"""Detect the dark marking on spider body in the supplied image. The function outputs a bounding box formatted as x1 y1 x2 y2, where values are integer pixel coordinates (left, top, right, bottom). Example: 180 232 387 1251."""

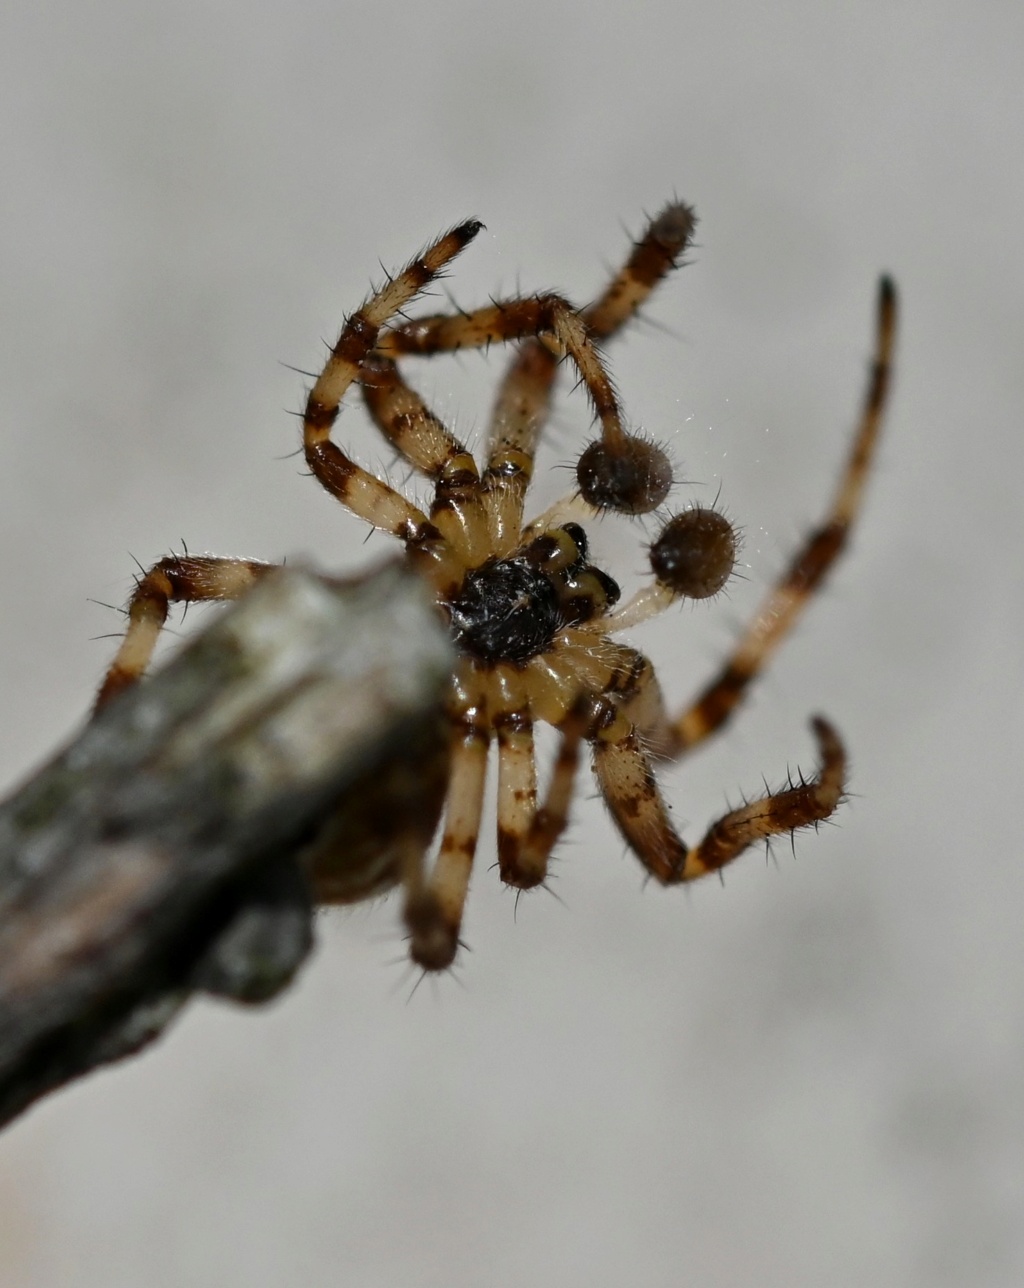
97 202 897 972
447 526 620 664
449 556 564 664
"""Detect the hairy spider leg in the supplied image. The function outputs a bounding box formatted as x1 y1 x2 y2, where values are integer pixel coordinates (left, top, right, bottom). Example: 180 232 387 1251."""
365 293 630 574
377 293 627 448
412 609 648 965
302 220 483 586
575 637 844 878
492 201 698 539
357 353 492 568
359 353 476 479
412 705 589 971
359 202 696 562
491 678 590 892
407 706 490 970
485 200 697 465
593 706 845 883
667 276 897 757
576 276 894 767
96 555 278 708
496 709 586 890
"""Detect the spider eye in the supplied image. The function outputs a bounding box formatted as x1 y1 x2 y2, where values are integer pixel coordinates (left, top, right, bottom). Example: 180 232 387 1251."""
576 436 673 515
649 508 737 599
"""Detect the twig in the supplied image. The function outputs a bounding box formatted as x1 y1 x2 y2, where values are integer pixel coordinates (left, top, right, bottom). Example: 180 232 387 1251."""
0 561 452 1129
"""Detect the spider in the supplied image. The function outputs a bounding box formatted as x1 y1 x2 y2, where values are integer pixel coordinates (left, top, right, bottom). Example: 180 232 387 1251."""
95 201 896 972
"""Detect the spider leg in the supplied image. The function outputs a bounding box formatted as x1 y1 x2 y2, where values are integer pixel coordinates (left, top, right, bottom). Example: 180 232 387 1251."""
377 292 628 449
303 220 482 544
381 288 681 519
379 292 635 544
670 276 897 758
359 353 475 480
485 201 698 543
358 353 492 565
405 717 490 971
592 702 846 884
486 200 697 469
581 200 697 339
96 555 278 708
495 705 586 890
482 340 561 557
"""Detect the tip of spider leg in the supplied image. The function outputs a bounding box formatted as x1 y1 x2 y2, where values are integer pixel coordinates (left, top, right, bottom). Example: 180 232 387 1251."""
451 218 485 247
648 201 699 253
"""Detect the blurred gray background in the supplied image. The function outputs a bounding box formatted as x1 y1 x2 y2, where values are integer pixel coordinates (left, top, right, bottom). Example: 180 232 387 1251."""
1 2 1022 1285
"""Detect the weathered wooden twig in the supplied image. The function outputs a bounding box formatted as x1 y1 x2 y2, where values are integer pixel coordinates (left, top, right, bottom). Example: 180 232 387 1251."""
0 561 452 1129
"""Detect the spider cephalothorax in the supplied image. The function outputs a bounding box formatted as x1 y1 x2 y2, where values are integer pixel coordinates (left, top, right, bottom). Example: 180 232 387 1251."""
445 524 620 664
97 201 896 971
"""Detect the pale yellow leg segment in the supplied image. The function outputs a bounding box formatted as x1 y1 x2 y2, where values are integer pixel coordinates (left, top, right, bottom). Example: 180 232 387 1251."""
406 726 490 971
359 353 476 478
305 221 482 445
483 343 556 553
494 709 586 890
486 341 559 468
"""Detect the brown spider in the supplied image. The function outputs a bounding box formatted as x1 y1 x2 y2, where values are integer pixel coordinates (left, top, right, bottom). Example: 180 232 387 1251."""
96 201 896 971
